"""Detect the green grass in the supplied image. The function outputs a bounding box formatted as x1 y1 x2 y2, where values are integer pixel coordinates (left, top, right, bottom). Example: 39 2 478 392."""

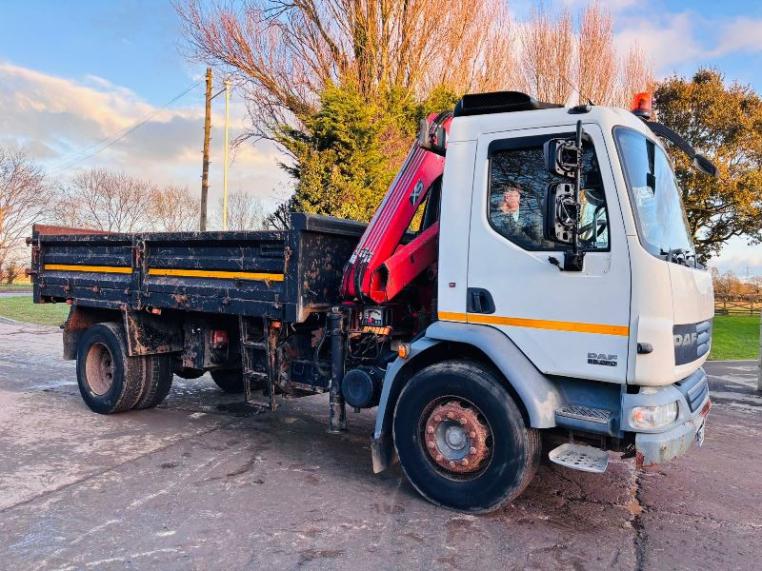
709 315 760 361
0 296 69 326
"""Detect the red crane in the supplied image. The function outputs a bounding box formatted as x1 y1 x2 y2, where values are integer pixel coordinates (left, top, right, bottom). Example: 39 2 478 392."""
341 112 452 303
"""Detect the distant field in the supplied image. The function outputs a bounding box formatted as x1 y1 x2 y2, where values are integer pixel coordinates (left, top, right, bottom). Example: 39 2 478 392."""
0 297 68 326
710 315 760 361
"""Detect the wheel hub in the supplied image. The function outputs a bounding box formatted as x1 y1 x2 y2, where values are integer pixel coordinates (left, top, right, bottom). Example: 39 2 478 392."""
423 400 490 474
85 342 115 396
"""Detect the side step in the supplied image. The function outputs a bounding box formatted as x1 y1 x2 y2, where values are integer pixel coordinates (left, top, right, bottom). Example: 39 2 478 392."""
555 405 615 435
548 443 609 473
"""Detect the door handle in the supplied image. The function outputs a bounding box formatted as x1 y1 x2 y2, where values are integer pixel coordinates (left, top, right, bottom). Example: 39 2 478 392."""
467 288 495 314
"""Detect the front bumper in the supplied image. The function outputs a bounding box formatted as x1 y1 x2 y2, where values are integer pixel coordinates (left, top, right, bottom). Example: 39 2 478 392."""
635 399 711 465
623 367 712 466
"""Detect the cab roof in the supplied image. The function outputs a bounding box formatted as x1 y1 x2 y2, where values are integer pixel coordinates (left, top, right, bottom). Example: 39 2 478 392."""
453 91 562 117
448 99 657 146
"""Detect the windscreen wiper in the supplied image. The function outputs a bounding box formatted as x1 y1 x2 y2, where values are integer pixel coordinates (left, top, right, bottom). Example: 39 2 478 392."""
660 248 690 266
645 122 718 178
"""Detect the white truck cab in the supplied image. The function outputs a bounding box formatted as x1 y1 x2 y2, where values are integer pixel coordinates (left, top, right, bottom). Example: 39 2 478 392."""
439 104 714 385
373 94 713 509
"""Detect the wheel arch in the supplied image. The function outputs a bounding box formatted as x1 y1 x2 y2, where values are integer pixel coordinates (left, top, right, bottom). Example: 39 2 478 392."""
370 321 561 473
62 305 123 360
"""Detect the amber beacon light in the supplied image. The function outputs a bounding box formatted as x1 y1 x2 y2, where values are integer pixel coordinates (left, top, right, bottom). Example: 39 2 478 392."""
630 91 653 119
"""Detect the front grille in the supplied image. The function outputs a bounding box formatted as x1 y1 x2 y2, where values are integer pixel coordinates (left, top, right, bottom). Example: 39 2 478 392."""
674 319 713 365
675 369 709 413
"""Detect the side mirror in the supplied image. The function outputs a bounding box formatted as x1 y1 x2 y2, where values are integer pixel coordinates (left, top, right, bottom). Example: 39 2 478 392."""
693 154 718 178
417 118 447 156
544 138 580 178
544 182 577 244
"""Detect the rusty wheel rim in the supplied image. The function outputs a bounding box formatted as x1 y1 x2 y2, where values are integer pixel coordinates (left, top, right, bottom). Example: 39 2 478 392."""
85 342 115 396
421 399 492 476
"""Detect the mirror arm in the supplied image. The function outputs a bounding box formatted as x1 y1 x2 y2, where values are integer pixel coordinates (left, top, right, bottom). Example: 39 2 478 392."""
564 120 585 272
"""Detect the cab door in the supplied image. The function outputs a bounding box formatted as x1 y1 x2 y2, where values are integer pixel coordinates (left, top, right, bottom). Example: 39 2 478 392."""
464 124 631 383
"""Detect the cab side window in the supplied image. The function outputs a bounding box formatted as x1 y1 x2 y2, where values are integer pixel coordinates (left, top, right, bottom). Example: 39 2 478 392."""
488 138 609 251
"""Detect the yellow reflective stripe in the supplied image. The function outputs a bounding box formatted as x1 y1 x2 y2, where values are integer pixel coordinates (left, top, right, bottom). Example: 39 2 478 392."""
438 311 469 322
44 264 132 274
438 311 629 337
147 268 284 282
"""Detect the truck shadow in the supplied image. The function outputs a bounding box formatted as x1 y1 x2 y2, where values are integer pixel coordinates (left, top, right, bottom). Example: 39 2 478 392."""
160 374 637 527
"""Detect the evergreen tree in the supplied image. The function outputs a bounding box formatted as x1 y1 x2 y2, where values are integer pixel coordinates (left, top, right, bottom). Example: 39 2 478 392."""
275 83 458 222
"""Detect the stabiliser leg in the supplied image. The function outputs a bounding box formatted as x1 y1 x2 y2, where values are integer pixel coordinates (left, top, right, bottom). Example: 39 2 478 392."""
328 307 347 433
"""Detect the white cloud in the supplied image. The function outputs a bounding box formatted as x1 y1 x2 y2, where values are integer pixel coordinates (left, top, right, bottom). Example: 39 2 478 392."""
614 12 705 71
0 61 290 215
708 237 762 277
710 17 762 57
614 11 762 76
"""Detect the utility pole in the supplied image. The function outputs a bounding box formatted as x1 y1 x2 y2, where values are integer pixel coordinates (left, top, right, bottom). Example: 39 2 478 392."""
222 79 231 231
200 67 213 232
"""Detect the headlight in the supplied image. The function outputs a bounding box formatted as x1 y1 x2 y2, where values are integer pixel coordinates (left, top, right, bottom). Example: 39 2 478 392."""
629 402 678 430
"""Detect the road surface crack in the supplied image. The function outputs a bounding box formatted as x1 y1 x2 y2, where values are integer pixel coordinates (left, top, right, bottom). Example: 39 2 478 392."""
631 469 647 571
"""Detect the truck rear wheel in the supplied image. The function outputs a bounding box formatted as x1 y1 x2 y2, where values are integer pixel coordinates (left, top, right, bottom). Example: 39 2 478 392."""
211 369 244 394
134 354 173 409
76 322 144 414
393 360 540 513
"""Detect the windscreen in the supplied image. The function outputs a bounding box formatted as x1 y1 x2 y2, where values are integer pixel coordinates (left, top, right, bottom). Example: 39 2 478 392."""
615 127 695 260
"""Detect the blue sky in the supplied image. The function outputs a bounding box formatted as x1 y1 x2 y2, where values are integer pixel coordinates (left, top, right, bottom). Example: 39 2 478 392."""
1 0 760 274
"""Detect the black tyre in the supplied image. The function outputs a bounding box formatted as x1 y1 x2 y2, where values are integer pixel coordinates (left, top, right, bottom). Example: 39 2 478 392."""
76 322 144 414
134 354 173 409
211 369 244 394
393 360 540 513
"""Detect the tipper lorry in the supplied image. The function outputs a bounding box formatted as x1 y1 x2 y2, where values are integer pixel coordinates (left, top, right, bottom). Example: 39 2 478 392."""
30 91 716 512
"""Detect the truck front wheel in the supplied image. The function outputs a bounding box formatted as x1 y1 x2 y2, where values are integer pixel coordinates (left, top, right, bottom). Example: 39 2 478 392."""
393 360 540 513
76 323 144 414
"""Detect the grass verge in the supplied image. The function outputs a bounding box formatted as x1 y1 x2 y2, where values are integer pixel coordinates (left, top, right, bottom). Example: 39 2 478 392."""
0 296 69 326
709 315 760 361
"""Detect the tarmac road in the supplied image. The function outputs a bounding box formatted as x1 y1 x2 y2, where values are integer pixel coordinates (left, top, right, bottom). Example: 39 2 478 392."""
0 319 760 570
0 291 32 298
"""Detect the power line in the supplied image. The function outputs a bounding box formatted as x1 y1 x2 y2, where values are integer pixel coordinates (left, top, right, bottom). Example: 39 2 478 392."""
48 79 203 175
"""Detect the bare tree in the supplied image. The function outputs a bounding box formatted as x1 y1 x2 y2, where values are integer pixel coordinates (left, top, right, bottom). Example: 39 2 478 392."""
264 200 292 230
518 3 653 106
55 169 153 233
577 2 616 105
519 6 575 104
221 191 265 231
149 185 200 232
178 0 517 141
0 147 49 279
56 170 204 233
617 43 654 107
